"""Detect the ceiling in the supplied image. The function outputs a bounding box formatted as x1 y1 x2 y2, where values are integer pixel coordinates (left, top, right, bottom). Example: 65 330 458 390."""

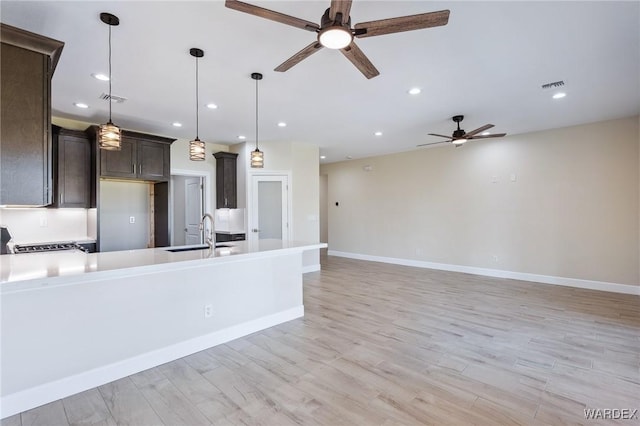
1 1 638 164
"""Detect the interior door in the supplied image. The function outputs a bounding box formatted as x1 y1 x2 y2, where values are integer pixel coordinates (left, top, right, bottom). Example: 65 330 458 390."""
250 175 289 243
184 177 203 245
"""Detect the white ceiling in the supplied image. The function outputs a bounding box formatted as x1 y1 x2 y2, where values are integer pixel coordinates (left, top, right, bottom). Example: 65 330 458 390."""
1 1 638 163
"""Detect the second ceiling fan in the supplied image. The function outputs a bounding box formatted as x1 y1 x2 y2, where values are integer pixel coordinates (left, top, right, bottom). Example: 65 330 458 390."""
225 0 450 79
418 115 507 148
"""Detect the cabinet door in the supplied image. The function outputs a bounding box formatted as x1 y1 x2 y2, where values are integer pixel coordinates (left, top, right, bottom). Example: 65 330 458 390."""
214 152 238 208
56 132 90 207
0 43 51 205
138 140 169 181
100 137 136 178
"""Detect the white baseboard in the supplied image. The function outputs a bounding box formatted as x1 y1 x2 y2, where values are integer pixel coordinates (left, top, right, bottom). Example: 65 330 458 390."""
0 306 304 419
302 264 321 273
328 250 639 296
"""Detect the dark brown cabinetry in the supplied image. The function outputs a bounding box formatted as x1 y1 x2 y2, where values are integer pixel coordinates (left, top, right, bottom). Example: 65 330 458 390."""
213 152 238 208
96 130 173 181
0 24 64 205
52 127 93 208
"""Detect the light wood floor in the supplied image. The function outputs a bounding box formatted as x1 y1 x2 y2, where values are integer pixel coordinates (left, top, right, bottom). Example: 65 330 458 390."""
3 256 639 425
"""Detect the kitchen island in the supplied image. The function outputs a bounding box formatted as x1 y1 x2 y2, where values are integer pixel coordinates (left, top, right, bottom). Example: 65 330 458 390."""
0 240 326 418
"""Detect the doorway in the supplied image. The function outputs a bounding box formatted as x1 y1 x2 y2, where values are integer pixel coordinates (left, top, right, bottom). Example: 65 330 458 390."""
171 170 210 246
248 173 290 243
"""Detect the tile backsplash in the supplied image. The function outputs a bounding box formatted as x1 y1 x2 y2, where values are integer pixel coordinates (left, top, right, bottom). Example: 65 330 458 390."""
0 208 95 243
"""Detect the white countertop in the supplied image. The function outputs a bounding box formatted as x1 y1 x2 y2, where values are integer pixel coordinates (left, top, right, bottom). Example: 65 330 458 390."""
0 239 326 293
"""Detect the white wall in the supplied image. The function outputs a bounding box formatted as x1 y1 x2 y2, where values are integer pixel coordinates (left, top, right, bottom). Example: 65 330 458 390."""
321 116 639 287
0 208 90 244
1 251 304 417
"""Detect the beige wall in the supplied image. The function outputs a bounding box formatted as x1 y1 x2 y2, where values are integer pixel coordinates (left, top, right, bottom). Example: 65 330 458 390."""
235 140 321 267
321 116 639 286
170 138 230 214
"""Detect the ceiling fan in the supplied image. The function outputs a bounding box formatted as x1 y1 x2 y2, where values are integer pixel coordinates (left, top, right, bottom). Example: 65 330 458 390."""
225 0 450 79
418 115 507 148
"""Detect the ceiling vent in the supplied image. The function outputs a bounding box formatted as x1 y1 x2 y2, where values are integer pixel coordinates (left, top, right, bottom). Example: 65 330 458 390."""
541 80 565 90
99 93 127 103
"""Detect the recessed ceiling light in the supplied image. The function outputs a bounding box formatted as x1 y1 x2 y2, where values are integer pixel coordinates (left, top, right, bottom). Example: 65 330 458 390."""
74 102 89 109
278 122 287 127
172 122 182 127
375 131 382 136
237 135 246 140
206 103 218 109
92 73 109 81
408 87 421 95
552 92 566 99
320 155 326 159
346 155 353 159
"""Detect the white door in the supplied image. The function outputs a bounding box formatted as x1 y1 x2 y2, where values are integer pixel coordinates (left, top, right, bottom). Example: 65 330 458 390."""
249 174 289 243
184 177 203 245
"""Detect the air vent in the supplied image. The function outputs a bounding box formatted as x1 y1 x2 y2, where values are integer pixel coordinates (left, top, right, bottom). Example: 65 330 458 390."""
541 80 565 90
99 93 127 103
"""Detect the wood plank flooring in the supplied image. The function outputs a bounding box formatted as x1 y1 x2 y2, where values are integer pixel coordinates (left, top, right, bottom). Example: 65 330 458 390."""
3 255 639 425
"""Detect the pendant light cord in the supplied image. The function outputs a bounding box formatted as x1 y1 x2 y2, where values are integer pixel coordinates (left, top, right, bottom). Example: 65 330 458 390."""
255 77 259 150
195 56 199 139
108 24 113 122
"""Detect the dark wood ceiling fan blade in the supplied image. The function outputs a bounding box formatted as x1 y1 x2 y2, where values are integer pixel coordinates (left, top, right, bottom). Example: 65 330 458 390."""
427 133 454 139
417 141 448 147
274 41 324 72
225 0 320 32
354 9 449 38
340 42 379 79
464 124 494 138
329 0 353 24
469 133 507 139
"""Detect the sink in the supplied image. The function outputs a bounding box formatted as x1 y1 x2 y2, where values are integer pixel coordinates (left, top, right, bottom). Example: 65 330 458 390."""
165 244 230 253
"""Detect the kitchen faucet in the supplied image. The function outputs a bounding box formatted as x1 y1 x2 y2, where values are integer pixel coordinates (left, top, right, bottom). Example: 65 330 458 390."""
199 213 215 250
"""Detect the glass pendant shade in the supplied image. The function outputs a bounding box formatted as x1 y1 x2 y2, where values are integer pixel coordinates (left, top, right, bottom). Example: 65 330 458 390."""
189 48 205 161
99 13 120 151
189 137 206 161
251 148 264 168
98 121 121 150
250 72 264 169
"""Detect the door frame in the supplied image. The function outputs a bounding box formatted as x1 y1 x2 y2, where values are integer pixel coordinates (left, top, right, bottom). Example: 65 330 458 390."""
170 169 212 246
247 170 292 243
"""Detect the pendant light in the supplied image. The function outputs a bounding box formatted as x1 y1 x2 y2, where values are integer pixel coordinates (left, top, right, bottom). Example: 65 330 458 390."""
189 48 206 161
250 72 264 168
98 12 121 151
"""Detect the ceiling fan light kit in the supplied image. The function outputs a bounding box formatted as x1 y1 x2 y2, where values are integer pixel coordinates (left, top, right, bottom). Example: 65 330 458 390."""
225 0 449 79
98 12 121 151
318 26 352 49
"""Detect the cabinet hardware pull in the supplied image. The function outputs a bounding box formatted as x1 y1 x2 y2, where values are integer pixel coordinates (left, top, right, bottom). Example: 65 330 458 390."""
139 164 142 175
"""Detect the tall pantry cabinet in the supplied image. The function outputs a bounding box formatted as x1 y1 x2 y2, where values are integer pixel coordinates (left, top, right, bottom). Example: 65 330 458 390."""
0 24 64 206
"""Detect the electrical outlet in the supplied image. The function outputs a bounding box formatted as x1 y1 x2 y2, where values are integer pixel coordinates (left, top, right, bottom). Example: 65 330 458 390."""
129 216 135 224
204 304 213 318
492 255 499 262
39 216 48 227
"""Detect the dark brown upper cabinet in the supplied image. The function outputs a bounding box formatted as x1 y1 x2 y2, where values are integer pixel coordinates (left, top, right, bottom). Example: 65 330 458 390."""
91 128 174 182
213 152 238 208
52 126 94 208
0 24 64 206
